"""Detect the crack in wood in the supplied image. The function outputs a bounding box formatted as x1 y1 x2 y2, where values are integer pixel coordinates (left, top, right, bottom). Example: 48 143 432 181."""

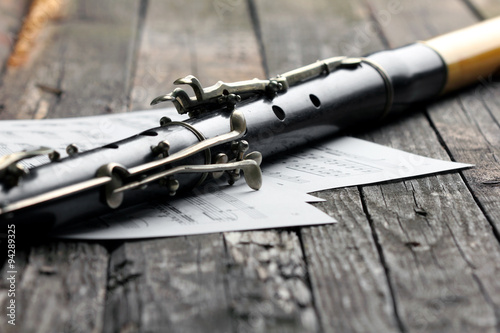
126 0 149 111
246 0 269 77
423 104 500 247
361 0 392 49
2 1 500 332
471 272 500 329
461 0 487 19
456 96 500 150
224 231 319 332
359 186 408 333
297 228 324 332
482 180 500 186
426 100 500 247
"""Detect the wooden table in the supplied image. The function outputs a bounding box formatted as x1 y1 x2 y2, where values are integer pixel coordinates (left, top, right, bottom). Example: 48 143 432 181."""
1 0 500 332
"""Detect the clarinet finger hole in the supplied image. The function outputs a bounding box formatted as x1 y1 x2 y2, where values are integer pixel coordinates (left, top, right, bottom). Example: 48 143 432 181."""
272 105 286 121
103 143 119 149
140 130 158 136
309 94 321 108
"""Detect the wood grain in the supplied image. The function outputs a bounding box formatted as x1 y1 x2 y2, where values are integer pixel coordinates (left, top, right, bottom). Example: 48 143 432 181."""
466 0 500 18
306 189 402 333
224 231 319 332
360 112 500 332
104 235 232 333
258 0 500 331
254 0 403 331
0 240 108 333
361 0 500 331
0 0 143 331
0 0 143 120
0 0 29 73
104 1 240 331
131 0 265 111
0 1 499 332
107 0 318 331
254 0 383 77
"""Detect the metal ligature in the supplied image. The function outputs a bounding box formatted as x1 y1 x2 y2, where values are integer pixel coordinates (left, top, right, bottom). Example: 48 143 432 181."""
1 16 500 228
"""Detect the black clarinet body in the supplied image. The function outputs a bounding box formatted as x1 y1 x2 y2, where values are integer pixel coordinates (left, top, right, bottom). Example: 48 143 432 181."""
0 43 447 228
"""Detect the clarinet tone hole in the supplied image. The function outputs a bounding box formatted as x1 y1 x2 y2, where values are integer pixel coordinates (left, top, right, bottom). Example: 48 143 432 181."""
272 105 286 121
309 94 321 108
140 130 158 136
103 143 119 149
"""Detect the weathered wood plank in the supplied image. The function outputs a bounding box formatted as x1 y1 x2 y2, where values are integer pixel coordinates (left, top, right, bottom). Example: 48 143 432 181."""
464 0 500 229
224 231 318 332
359 0 500 331
0 0 143 120
129 0 191 111
0 0 28 74
0 0 145 331
131 0 264 111
254 0 383 77
104 235 232 333
465 0 500 18
367 0 480 47
306 188 402 333
0 0 30 265
1 2 498 333
254 0 403 331
360 112 500 332
107 1 318 332
428 90 500 228
104 1 239 331
0 239 109 333
203 3 322 328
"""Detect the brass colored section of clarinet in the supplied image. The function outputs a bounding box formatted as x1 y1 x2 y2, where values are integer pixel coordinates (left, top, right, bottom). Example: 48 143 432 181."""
425 16 500 93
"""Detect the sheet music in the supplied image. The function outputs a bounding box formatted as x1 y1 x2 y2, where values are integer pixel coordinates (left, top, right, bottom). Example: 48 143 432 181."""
52 182 331 239
0 109 184 165
0 109 471 239
262 137 472 192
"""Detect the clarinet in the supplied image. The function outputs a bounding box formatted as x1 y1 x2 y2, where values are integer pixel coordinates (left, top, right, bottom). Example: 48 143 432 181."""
1 17 500 228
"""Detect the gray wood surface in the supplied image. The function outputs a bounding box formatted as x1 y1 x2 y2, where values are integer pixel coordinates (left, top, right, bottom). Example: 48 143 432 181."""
254 1 401 332
0 0 499 332
364 1 500 331
111 1 317 332
0 0 27 74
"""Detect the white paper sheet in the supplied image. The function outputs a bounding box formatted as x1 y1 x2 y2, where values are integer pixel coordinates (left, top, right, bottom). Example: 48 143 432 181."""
51 182 332 239
0 109 472 239
0 109 183 165
262 137 472 192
